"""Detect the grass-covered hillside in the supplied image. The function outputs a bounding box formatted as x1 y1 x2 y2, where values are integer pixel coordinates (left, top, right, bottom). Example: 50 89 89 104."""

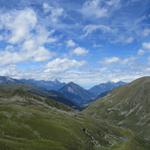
0 83 134 150
0 77 150 150
84 77 150 149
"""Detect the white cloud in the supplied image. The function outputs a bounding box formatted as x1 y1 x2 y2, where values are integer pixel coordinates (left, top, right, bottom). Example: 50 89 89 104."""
31 47 53 62
143 28 150 37
106 0 121 6
0 8 37 44
0 8 55 65
112 36 134 44
66 40 76 48
81 0 108 18
121 56 137 65
101 56 137 65
0 50 23 65
66 40 88 56
82 25 134 45
142 42 150 50
124 37 134 44
43 2 64 24
81 0 120 19
44 58 86 73
73 47 88 56
0 58 148 88
102 57 120 64
138 49 145 56
0 53 148 88
0 46 53 65
137 42 150 56
0 65 20 78
135 41 150 59
83 24 112 37
43 2 51 13
50 7 64 24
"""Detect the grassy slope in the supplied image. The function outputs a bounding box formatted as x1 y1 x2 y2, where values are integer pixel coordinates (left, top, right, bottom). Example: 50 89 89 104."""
0 104 85 150
0 84 132 150
84 77 150 149
0 103 135 150
0 78 150 150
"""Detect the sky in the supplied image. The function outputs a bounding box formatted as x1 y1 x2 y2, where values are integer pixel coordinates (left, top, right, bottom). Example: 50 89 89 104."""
0 0 150 88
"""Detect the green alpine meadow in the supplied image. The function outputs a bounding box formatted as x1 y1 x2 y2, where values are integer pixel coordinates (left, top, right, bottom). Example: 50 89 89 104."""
0 77 150 150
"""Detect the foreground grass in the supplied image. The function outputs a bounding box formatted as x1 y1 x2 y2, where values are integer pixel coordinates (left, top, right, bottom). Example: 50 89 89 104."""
0 103 149 150
0 80 150 150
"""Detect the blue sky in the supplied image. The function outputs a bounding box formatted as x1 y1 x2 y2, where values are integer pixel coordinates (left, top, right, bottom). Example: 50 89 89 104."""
0 0 150 88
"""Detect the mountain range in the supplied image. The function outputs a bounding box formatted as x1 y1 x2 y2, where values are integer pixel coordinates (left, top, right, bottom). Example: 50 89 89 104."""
20 79 66 91
89 81 126 98
0 76 150 149
0 76 126 108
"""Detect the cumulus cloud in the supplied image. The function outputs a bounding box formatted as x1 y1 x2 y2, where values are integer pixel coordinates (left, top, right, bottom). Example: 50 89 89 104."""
0 65 20 78
112 35 134 44
138 49 145 56
0 8 37 44
0 8 55 65
43 2 51 13
81 0 120 19
0 50 23 65
73 47 88 56
42 2 64 24
143 28 150 37
0 46 54 65
102 57 120 64
142 42 150 50
66 40 76 48
44 58 86 73
66 40 88 56
101 56 137 65
137 42 150 56
81 0 108 18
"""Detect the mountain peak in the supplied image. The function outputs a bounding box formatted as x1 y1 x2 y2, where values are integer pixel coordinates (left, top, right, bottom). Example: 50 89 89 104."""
59 82 93 106
67 81 79 87
0 76 17 83
54 79 61 84
89 80 126 98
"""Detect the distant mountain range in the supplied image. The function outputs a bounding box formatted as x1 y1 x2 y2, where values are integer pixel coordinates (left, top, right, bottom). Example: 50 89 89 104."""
0 76 127 108
89 81 126 98
20 79 66 91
